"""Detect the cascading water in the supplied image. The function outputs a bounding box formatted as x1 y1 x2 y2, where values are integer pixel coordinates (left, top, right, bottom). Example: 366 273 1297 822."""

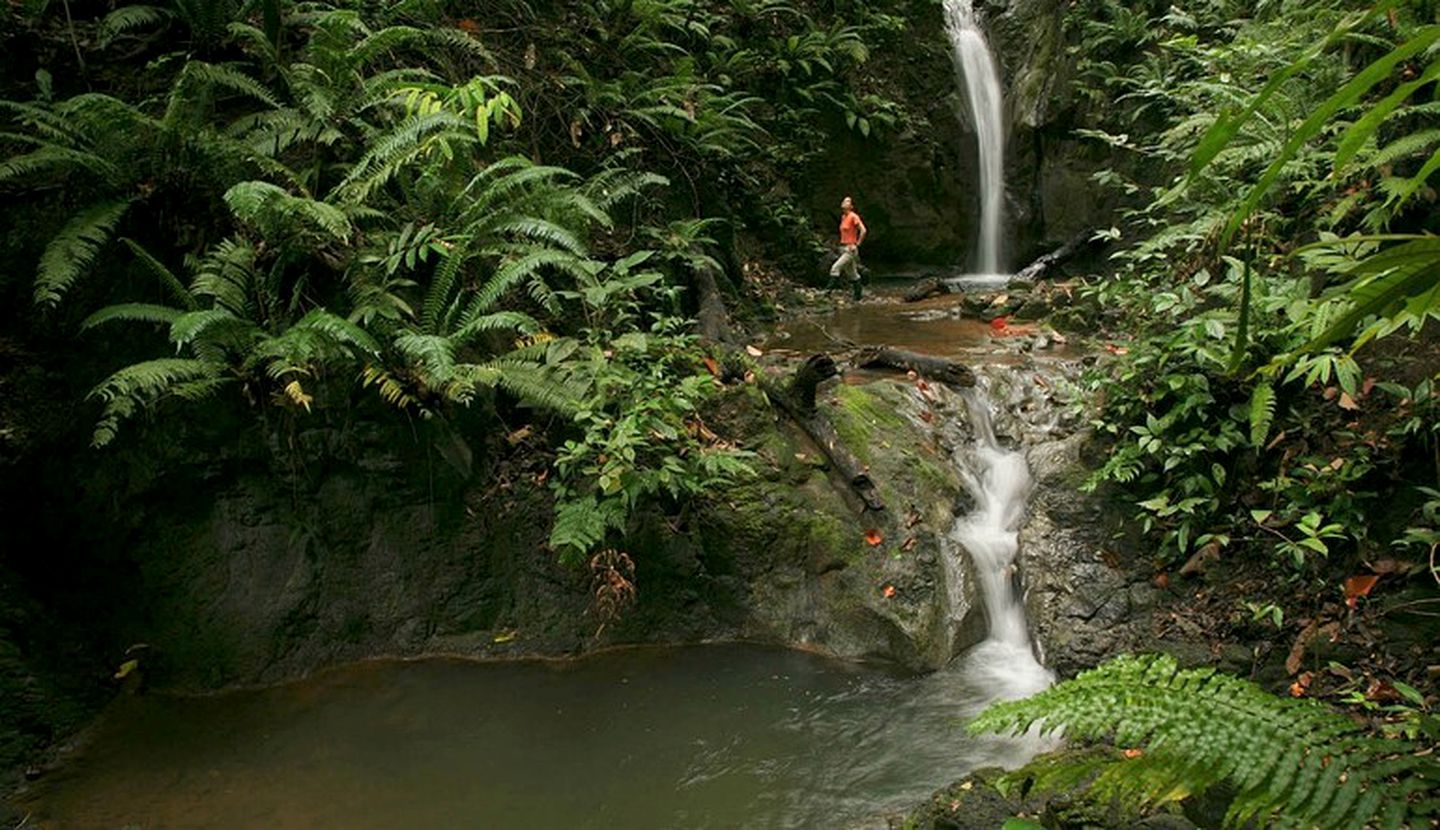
949 385 1053 705
943 0 1006 276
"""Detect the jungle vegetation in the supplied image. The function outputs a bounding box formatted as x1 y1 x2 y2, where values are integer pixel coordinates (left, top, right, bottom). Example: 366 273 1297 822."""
3 0 1440 824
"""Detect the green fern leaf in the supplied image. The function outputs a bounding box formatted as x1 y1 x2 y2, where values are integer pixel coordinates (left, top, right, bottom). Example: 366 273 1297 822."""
971 654 1439 828
1248 381 1276 448
81 303 182 331
34 200 132 306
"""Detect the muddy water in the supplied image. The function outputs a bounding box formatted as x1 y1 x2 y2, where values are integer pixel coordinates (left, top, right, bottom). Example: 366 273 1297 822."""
18 646 1044 829
763 295 1069 366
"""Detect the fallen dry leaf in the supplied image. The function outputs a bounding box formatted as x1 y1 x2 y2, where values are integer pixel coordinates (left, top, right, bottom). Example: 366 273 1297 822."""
881 584 897 599
745 345 764 357
1344 574 1380 609
990 316 1009 331
1122 748 1144 759
864 529 883 546
702 356 720 377
1290 671 1314 697
902 536 918 552
1339 392 1359 411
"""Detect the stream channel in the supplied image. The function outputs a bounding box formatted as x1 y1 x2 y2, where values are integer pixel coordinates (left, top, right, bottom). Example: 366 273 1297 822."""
18 292 1061 829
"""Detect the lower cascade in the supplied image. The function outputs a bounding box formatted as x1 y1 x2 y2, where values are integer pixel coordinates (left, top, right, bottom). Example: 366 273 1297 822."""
951 384 1054 704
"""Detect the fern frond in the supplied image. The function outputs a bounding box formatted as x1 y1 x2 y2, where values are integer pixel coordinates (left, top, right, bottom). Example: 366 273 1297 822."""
971 654 1439 828
81 303 182 331
98 5 173 45
119 239 197 309
166 61 280 127
224 181 352 241
394 332 457 381
489 218 586 255
191 238 260 314
450 311 540 344
462 249 589 321
0 145 122 187
1248 381 1276 447
34 200 132 306
89 358 225 447
292 308 381 357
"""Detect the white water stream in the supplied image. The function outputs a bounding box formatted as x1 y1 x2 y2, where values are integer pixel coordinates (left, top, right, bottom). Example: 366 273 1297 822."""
944 0 1007 276
950 386 1053 704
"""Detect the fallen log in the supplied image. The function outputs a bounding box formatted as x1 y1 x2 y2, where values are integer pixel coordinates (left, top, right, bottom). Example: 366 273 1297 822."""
760 356 885 513
903 277 948 303
1013 230 1098 283
853 346 976 388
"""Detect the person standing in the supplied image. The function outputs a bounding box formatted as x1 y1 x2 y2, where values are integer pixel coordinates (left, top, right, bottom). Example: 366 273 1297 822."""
829 195 868 300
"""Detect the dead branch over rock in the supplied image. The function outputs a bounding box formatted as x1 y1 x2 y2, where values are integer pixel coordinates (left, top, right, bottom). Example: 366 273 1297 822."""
853 346 976 388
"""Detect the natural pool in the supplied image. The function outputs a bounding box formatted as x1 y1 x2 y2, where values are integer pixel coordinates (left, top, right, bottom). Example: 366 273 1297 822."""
17 645 1048 829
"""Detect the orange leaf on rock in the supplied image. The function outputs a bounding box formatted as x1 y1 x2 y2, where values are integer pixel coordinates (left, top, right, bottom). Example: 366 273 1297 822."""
881 584 897 599
989 316 1009 331
1344 574 1380 609
1289 671 1314 697
864 529 883 546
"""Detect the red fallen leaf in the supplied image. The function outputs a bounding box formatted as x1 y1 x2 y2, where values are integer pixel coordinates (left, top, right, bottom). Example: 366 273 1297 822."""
1153 572 1171 589
1122 748 1144 759
1361 376 1376 396
1104 343 1129 355
1344 574 1380 609
1290 671 1314 697
990 316 1009 331
1323 386 1339 401
881 584 897 599
919 410 935 423
1366 678 1402 703
456 18 481 32
702 356 721 377
864 529 883 546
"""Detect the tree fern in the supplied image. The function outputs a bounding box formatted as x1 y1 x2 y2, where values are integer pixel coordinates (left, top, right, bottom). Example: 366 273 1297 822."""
971 654 1440 829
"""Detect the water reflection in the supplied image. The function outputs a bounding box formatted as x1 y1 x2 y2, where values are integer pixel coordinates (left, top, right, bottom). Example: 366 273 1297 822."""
19 646 1047 829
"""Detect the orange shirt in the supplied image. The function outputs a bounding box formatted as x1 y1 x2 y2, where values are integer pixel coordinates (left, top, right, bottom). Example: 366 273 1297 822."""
839 211 864 246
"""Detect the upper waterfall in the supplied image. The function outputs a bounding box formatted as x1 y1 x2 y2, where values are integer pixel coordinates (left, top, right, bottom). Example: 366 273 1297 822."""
943 0 1006 276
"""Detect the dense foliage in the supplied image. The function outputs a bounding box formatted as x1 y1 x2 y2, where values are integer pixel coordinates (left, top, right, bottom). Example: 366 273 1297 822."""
974 654 1440 828
0 0 913 564
1069 0 1440 628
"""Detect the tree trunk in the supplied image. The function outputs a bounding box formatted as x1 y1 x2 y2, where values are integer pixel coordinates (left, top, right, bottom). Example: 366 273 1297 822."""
760 356 885 513
1013 230 1098 283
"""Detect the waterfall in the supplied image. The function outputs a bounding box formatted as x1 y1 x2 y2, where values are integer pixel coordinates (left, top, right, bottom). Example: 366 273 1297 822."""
949 386 1052 703
943 0 1006 276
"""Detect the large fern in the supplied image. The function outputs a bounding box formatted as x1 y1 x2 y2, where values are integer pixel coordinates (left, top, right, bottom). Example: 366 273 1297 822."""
971 654 1440 829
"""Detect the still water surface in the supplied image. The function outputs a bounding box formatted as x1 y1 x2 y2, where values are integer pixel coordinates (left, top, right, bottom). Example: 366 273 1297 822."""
22 645 1044 829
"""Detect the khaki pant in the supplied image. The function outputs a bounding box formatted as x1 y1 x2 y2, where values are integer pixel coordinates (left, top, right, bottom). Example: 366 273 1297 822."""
830 244 860 282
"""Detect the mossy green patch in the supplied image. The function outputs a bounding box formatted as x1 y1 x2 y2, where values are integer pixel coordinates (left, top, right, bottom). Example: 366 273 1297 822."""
826 383 906 465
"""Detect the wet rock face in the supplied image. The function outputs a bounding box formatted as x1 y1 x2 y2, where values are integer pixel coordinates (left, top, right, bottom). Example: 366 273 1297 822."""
960 362 1154 678
702 378 985 671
